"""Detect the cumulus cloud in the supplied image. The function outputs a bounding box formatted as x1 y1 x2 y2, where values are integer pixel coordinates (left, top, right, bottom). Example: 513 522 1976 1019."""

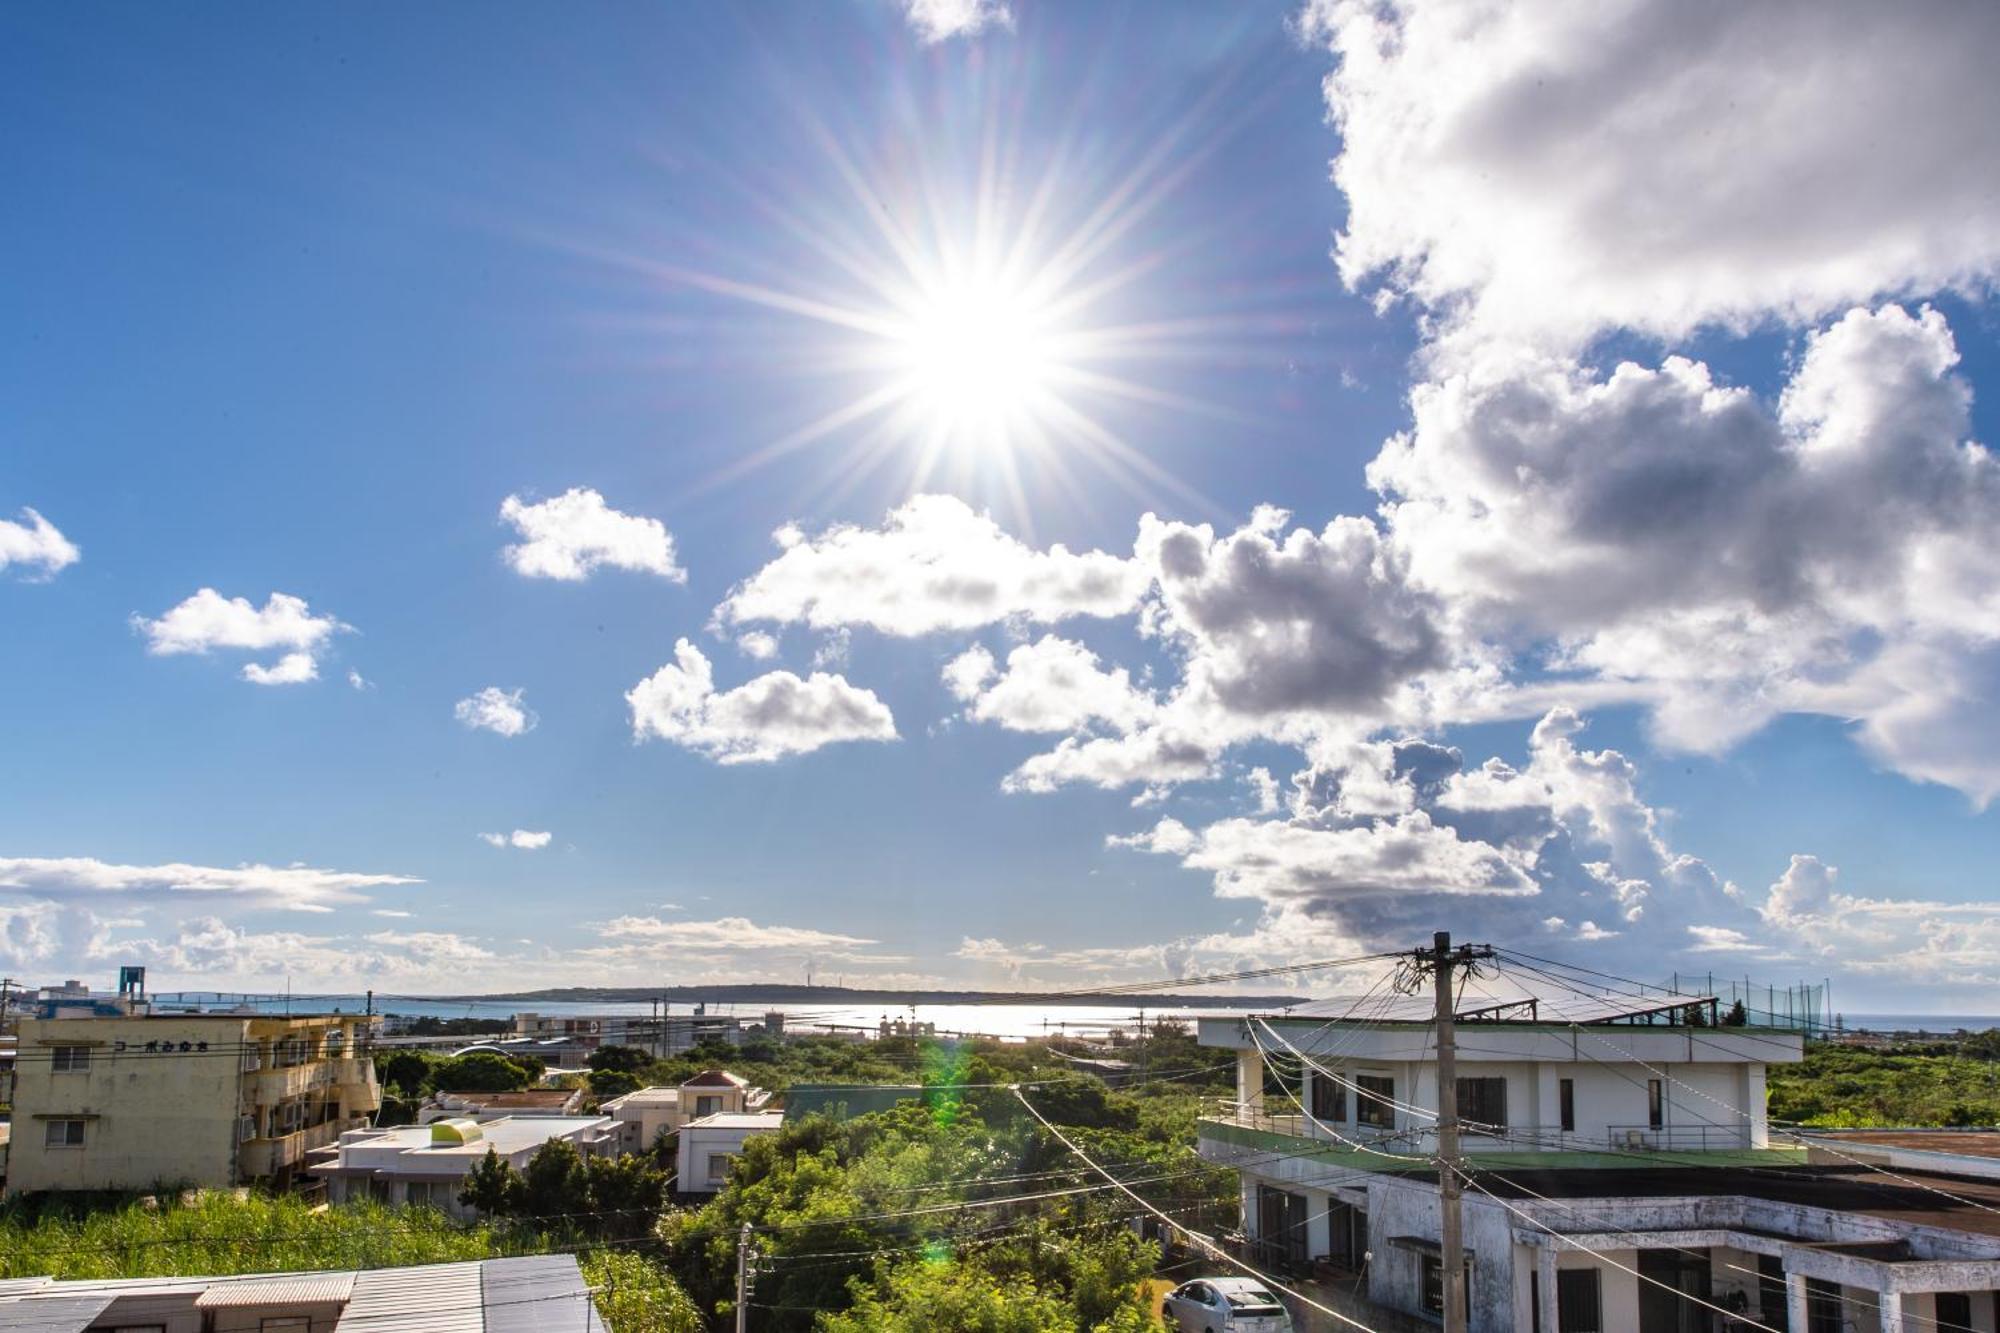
944 636 1158 734
1304 0 2000 352
627 638 896 764
479 830 552 850
1110 709 1765 969
737 631 780 661
716 495 1147 637
0 900 62 965
455 686 537 738
575 915 891 970
0 507 79 579
0 855 420 912
499 487 685 582
901 0 1011 44
1374 304 2000 794
135 589 345 684
105 916 494 983
1140 506 1444 719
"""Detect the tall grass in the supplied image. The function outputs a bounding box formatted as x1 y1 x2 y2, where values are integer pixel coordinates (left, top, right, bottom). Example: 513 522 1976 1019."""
0 1192 700 1332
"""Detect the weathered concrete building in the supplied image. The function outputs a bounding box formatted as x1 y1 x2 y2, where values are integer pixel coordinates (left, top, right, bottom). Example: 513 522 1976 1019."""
5 1011 379 1196
1198 993 2000 1333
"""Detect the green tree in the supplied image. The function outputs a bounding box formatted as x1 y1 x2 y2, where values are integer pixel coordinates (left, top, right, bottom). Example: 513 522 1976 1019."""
518 1139 592 1220
588 1044 653 1075
589 1069 643 1100
456 1147 523 1216
431 1051 535 1092
376 1050 437 1096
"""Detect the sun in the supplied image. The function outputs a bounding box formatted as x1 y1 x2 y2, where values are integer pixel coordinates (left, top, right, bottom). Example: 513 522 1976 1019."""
885 267 1066 451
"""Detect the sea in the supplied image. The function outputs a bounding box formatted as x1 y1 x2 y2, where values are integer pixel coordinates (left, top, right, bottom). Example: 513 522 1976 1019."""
142 993 2000 1041
146 993 1220 1041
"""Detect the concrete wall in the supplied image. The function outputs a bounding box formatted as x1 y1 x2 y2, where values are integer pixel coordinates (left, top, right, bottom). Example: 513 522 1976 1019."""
7 1014 377 1197
7 1016 250 1194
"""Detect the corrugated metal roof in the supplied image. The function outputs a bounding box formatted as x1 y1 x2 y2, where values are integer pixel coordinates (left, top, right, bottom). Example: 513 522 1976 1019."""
0 1293 115 1331
196 1271 357 1307
482 1255 603 1333
335 1261 485 1333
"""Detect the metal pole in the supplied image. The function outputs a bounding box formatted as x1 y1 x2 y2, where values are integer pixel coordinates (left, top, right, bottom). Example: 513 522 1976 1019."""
1433 930 1467 1333
735 1222 753 1333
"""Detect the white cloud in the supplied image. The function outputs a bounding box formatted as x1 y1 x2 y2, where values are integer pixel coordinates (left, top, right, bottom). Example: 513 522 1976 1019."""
454 686 537 738
716 495 1147 637
584 912 884 956
347 669 372 691
1139 506 1444 719
499 487 685 582
737 631 780 661
627 638 897 764
106 916 494 983
0 507 79 579
901 0 1011 44
242 652 318 686
1374 304 2000 797
1304 0 2000 352
945 636 1157 735
0 900 62 965
135 589 345 684
0 855 420 911
478 830 552 851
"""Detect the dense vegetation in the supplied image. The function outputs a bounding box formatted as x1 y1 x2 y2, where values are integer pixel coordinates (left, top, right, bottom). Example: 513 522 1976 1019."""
1 1027 1230 1331
656 1028 1234 1330
1769 1041 2000 1127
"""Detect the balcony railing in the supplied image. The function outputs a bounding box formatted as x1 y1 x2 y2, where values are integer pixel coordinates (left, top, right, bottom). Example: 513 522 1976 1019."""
247 1057 377 1106
1202 1101 1753 1154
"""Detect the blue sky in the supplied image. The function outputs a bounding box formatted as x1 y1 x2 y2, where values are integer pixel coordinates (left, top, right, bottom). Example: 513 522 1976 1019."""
4 1 1999 1009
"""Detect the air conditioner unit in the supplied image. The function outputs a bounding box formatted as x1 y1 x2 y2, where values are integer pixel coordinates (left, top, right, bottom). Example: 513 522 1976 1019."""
1623 1129 1646 1149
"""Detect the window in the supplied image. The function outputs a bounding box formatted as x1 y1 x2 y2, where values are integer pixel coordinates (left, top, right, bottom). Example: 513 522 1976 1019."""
1805 1277 1842 1333
1355 1074 1395 1128
695 1094 722 1118
1420 1254 1471 1320
1757 1255 1789 1332
1559 1078 1575 1133
706 1152 733 1185
1647 1079 1664 1130
1556 1267 1601 1333
1310 1069 1347 1122
1456 1076 1507 1132
1935 1293 1974 1332
44 1119 87 1147
51 1045 90 1073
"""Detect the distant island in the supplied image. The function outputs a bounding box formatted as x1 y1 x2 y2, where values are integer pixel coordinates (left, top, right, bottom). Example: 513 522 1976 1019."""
435 984 1304 1009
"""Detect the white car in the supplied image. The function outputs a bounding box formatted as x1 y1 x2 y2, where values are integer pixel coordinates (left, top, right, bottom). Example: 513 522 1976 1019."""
1161 1277 1294 1332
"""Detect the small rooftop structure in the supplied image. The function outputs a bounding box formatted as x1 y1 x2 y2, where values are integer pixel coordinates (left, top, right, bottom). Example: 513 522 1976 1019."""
0 1256 602 1331
422 1087 585 1122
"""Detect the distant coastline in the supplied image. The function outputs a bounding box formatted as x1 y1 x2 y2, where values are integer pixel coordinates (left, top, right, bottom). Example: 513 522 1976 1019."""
432 985 1303 1009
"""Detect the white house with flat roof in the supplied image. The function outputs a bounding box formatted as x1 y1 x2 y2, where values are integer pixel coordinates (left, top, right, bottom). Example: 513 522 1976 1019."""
1196 988 2000 1333
677 1110 784 1194
599 1069 771 1154
311 1115 615 1220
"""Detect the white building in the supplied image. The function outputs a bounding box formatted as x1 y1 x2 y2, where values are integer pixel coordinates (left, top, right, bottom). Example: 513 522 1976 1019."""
1199 992 2000 1333
677 1111 784 1194
600 1069 771 1154
311 1115 616 1220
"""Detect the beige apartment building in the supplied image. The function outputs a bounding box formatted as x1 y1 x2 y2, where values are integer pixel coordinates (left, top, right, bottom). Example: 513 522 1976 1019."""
4 1012 380 1197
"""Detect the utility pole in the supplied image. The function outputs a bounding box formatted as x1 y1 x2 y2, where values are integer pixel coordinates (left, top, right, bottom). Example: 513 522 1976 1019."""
735 1222 754 1333
1409 930 1494 1333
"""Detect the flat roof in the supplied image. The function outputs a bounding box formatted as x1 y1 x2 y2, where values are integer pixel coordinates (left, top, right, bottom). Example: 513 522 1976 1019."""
1805 1130 2000 1159
1472 1164 2000 1242
687 1111 785 1129
344 1116 610 1158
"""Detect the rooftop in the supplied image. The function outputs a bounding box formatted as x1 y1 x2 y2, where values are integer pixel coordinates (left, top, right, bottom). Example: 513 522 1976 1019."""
0 1256 601 1332
333 1115 610 1160
687 1111 785 1130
